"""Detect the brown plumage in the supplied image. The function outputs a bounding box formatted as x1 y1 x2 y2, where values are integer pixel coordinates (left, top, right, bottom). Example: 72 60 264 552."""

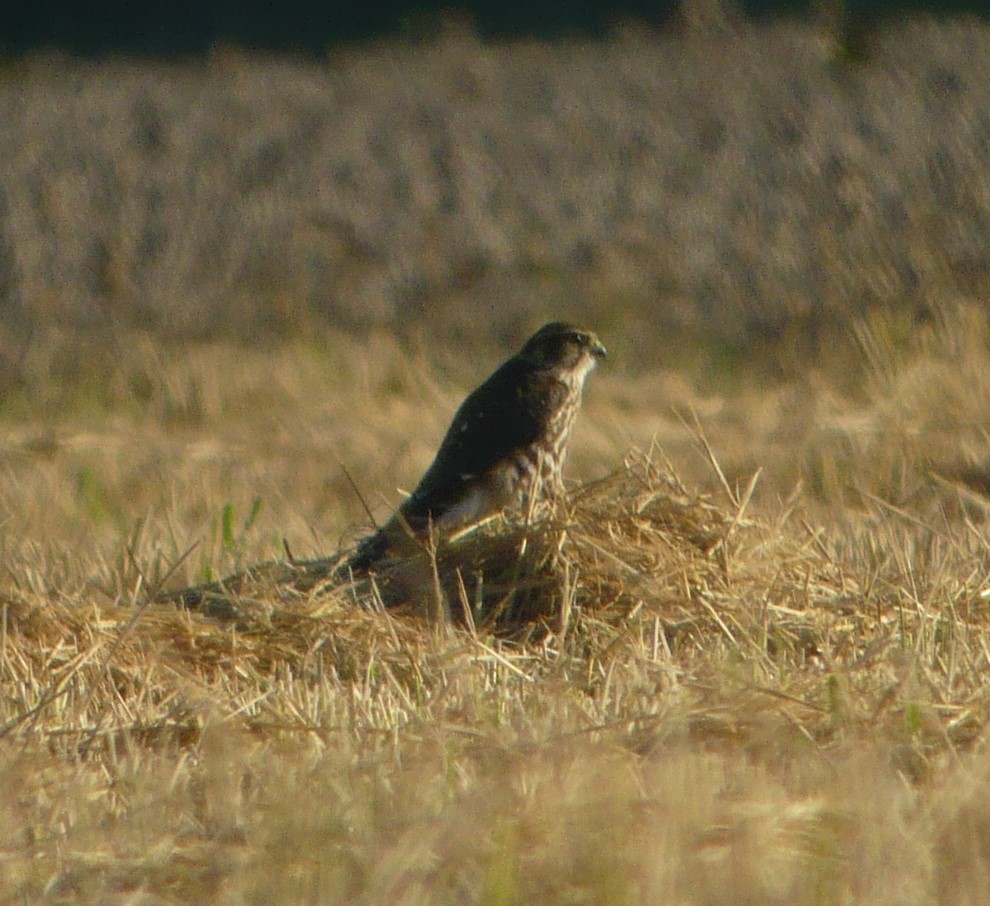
350 322 606 570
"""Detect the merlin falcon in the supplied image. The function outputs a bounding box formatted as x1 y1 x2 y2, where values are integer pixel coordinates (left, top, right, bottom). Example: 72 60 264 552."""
350 322 606 571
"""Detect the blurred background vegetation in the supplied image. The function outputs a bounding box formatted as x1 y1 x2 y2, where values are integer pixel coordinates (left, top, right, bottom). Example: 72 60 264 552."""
0 0 988 401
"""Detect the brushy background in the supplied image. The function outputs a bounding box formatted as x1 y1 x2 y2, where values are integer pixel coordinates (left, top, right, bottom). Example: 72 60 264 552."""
3 11 990 903
3 16 990 361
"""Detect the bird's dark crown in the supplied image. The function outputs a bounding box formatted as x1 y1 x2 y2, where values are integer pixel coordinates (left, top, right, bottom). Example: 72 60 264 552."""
520 322 607 368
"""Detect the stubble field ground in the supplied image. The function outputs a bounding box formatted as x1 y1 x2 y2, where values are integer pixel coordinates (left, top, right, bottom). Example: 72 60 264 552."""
3 12 990 904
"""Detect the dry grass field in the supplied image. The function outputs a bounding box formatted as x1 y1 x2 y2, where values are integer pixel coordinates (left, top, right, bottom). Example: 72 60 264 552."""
4 12 990 905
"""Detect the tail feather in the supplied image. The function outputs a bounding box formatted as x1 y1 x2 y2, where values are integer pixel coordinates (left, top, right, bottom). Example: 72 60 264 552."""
345 529 390 573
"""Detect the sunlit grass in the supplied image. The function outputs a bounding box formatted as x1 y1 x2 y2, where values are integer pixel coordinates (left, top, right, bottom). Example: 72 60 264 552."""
0 297 989 901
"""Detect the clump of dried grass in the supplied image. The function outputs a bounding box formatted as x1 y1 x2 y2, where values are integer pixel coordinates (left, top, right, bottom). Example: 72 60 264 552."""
150 448 738 638
147 446 735 635
147 442 864 680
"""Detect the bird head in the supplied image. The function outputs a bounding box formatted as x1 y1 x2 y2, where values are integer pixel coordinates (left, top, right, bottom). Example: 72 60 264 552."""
520 322 607 377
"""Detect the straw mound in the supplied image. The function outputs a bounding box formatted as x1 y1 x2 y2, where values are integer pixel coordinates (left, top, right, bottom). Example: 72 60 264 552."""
368 450 735 636
149 450 732 634
153 447 852 656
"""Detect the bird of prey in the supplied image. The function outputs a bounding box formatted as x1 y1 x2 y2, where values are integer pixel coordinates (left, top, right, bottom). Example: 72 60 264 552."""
349 321 607 571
